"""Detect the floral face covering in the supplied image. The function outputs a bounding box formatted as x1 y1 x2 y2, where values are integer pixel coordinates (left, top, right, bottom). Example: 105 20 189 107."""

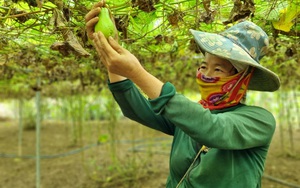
196 67 254 110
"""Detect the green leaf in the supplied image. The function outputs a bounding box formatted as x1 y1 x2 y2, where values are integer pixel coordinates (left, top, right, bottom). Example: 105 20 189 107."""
272 2 300 32
98 134 109 143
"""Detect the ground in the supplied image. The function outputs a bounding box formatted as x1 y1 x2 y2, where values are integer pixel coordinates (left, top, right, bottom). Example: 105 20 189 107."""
0 119 299 188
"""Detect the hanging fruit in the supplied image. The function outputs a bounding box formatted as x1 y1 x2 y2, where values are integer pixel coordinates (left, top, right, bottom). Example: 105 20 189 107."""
94 7 117 38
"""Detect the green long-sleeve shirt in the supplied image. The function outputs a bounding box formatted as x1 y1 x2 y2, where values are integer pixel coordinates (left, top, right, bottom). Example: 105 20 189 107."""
108 79 275 188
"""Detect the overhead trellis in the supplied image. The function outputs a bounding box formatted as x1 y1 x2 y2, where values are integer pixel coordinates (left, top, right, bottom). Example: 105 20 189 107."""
0 0 299 99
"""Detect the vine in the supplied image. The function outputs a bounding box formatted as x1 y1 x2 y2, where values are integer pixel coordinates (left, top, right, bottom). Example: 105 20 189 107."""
0 0 299 99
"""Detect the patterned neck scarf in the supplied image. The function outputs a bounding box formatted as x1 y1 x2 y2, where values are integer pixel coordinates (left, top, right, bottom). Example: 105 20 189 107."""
196 67 254 110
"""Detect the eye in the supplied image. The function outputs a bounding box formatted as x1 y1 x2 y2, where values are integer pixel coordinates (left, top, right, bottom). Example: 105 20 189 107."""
215 67 224 72
199 65 207 70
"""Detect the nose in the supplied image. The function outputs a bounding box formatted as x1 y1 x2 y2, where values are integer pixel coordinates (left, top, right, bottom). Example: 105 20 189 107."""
200 68 213 77
204 70 213 77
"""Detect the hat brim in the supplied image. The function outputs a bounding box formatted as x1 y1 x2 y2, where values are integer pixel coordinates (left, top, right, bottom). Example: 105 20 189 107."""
190 29 280 92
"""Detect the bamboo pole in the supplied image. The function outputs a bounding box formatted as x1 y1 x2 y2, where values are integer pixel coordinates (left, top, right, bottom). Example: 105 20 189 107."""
18 98 23 156
278 91 285 151
35 77 41 188
293 90 300 129
287 92 294 155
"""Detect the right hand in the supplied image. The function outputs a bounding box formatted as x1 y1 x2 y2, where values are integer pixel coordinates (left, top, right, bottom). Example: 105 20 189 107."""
93 32 163 99
93 32 143 80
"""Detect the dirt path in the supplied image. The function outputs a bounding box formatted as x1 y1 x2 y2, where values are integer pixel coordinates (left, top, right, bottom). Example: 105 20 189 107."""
0 119 299 188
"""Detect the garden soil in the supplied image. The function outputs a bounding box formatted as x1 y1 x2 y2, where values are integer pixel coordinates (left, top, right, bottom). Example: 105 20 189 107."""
0 119 299 188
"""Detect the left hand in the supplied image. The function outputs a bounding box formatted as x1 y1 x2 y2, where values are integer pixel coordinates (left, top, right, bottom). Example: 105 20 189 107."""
85 1 118 41
85 1 105 40
93 31 144 80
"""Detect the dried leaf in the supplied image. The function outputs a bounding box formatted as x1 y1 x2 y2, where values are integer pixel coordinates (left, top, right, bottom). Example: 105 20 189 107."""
50 9 90 57
223 0 255 24
0 54 6 65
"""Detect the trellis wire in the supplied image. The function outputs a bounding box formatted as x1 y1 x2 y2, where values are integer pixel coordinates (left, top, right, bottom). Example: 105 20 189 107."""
1 137 299 188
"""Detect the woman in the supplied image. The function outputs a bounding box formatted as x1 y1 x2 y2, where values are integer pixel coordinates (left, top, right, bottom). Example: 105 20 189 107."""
85 1 280 187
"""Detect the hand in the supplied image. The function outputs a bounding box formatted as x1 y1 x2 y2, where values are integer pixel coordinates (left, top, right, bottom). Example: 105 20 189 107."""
85 1 104 40
94 32 164 99
93 31 144 80
85 1 125 83
85 1 118 40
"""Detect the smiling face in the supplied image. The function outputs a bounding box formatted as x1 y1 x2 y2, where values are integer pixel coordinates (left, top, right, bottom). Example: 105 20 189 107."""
198 53 237 78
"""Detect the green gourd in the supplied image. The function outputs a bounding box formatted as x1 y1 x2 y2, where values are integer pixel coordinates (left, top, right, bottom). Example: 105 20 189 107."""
94 8 116 38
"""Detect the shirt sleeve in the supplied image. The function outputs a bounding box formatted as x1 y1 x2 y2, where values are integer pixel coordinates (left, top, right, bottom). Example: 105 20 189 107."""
108 79 176 135
150 86 276 149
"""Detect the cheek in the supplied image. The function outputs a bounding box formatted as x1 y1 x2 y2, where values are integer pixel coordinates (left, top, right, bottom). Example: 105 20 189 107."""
222 72 235 77
196 68 201 78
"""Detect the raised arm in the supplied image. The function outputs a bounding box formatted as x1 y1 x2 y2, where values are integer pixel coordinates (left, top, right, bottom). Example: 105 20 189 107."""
84 0 126 83
92 32 164 99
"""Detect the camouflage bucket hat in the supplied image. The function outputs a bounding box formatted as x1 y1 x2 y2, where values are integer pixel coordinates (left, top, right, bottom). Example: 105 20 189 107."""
190 21 280 92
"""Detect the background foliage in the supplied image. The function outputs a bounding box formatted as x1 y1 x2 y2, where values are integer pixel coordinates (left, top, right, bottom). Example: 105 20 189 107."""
0 1 299 187
0 0 299 99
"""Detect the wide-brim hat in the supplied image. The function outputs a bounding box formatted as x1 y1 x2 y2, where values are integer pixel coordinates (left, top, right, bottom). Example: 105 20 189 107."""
190 21 280 92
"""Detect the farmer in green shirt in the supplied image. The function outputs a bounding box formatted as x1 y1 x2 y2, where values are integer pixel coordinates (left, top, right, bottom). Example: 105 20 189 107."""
85 1 280 187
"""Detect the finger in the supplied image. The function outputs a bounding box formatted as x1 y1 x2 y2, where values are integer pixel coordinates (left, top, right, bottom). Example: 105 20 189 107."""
107 36 123 54
86 17 99 39
85 7 100 23
96 32 120 58
85 6 101 39
93 32 109 63
85 0 105 22
92 1 105 9
95 42 108 68
97 49 108 68
85 0 107 39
